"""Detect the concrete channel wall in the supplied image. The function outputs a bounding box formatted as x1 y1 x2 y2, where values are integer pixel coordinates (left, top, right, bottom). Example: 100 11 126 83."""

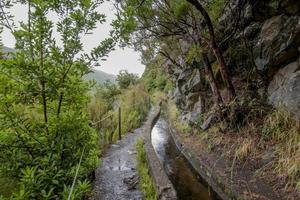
143 105 281 200
142 107 177 200
169 126 234 200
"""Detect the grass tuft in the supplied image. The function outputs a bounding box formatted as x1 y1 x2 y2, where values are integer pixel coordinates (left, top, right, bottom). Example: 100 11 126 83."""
135 139 157 200
89 84 150 149
262 108 300 189
166 100 192 133
234 138 254 160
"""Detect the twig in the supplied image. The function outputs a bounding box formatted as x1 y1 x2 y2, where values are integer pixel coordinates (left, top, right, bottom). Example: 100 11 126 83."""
67 145 86 200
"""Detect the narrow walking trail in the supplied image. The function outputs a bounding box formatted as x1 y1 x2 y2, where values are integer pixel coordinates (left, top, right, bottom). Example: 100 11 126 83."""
90 127 144 200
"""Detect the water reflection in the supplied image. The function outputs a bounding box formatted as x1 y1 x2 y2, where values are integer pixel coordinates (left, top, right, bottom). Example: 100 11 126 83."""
151 119 169 161
151 118 218 200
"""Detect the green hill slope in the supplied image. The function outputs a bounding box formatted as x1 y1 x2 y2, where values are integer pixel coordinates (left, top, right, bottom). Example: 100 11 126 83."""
1 46 16 53
84 69 116 85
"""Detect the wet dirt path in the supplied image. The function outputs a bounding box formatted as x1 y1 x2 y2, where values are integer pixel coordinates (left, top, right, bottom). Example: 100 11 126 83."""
90 128 144 200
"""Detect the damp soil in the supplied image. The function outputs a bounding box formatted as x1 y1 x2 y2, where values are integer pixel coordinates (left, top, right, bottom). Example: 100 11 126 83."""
90 128 144 200
169 119 292 199
151 118 219 200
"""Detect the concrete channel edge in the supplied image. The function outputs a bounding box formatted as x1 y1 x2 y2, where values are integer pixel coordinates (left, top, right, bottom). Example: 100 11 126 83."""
142 106 177 200
168 126 237 200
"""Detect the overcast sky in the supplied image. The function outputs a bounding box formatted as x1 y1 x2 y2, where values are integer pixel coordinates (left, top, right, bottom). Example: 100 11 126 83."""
1 1 145 76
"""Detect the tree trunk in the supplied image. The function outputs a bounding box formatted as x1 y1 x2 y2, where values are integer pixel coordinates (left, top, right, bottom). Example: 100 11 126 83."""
57 62 73 117
28 0 34 60
212 43 236 99
202 53 223 106
40 42 48 124
57 92 64 116
186 0 236 100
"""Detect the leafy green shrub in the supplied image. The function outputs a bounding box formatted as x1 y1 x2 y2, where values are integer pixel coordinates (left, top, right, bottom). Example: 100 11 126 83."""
118 85 150 135
141 59 173 93
0 105 99 198
62 180 91 200
116 70 139 89
88 81 121 145
0 174 18 198
0 0 112 197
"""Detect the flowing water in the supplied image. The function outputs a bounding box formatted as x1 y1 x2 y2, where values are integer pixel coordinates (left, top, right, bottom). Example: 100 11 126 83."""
151 117 219 200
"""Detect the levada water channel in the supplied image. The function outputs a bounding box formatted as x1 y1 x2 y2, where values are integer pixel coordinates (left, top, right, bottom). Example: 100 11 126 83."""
151 116 221 200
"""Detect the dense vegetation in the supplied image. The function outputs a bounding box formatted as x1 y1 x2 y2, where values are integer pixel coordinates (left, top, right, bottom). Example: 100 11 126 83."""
0 0 114 198
0 0 150 198
116 70 139 89
114 0 300 196
89 81 150 150
141 56 172 94
1 0 299 199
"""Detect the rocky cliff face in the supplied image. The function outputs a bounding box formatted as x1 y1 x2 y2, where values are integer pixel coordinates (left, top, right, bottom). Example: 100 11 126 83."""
168 0 300 124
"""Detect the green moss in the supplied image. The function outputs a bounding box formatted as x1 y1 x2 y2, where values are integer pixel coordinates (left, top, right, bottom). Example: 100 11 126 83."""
206 0 225 26
0 173 18 198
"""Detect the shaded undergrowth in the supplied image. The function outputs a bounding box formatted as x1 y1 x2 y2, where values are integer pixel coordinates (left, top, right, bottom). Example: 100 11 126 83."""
165 98 300 195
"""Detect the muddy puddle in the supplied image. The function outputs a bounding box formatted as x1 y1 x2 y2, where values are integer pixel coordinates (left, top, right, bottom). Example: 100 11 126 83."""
151 118 220 200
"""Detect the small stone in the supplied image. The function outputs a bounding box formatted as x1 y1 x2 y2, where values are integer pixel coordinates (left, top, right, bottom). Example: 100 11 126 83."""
127 150 137 155
200 114 218 130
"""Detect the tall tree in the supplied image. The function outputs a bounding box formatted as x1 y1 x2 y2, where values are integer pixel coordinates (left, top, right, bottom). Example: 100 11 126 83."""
117 70 139 89
186 0 236 100
113 0 227 105
0 0 114 198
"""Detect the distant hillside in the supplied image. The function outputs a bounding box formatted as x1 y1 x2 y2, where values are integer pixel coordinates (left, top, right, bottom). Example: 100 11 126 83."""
1 46 16 53
83 69 116 85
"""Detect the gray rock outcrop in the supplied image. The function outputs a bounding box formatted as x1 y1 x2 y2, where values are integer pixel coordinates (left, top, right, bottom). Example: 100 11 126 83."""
254 15 300 74
268 60 300 119
167 0 300 123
